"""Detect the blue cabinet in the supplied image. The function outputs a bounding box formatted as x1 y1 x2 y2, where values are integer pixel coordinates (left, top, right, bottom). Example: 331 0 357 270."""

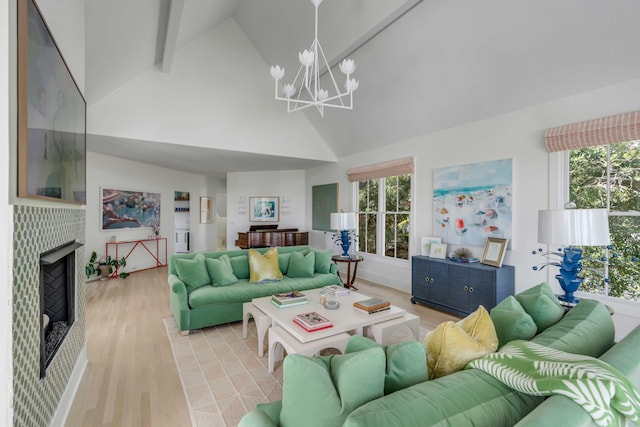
411 256 514 317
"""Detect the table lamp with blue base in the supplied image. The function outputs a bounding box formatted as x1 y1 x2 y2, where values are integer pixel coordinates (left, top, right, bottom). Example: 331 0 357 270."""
330 212 357 258
536 208 610 304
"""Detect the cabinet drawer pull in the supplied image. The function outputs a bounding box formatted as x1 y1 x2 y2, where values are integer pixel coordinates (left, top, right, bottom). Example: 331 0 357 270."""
469 287 474 293
463 285 469 291
424 277 430 283
430 278 435 284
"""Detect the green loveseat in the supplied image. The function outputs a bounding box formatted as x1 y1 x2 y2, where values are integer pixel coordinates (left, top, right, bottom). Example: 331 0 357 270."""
168 245 341 333
240 291 640 426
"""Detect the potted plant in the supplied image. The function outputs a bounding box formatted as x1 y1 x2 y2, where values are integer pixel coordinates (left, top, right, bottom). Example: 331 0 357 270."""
85 251 130 279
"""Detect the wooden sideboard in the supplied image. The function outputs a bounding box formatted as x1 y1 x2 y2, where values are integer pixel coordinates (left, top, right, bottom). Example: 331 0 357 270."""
235 226 309 249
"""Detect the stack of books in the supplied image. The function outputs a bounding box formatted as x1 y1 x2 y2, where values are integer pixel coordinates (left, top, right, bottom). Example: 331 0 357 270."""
293 311 333 332
322 284 350 296
271 291 308 308
353 297 391 314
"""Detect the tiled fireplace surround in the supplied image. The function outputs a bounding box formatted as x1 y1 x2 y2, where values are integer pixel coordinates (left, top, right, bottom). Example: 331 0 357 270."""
12 205 86 427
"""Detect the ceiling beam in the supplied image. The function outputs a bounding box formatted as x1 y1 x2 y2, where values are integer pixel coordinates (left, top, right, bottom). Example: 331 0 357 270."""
322 0 423 75
162 0 185 73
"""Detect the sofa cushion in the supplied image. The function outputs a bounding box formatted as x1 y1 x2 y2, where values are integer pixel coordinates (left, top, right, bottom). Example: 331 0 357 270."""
424 305 498 379
343 369 543 427
175 256 210 292
313 249 333 274
205 255 238 287
279 347 386 427
248 248 283 283
278 253 292 275
230 255 250 279
532 298 614 357
490 296 537 348
345 335 428 395
287 251 316 278
515 282 564 333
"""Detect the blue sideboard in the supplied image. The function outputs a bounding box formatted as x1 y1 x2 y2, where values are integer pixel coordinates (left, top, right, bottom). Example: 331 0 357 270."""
411 256 514 317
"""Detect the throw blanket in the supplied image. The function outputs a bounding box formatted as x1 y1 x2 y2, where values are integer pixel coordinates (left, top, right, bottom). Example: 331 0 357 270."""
468 340 640 427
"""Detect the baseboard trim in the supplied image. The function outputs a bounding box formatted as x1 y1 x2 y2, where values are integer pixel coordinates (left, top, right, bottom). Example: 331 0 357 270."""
49 344 87 427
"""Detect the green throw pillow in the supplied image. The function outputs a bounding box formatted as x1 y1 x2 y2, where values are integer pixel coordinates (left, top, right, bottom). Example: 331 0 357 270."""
515 282 565 333
280 347 386 427
205 255 238 287
175 257 210 292
287 251 316 278
313 249 333 274
278 253 292 275
490 296 538 348
230 255 249 279
345 335 428 395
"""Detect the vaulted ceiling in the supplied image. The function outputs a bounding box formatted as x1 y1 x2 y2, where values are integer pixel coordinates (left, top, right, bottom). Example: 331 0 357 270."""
85 0 640 175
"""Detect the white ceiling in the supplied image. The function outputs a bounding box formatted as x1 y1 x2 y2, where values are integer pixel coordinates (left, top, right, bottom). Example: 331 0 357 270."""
84 0 640 176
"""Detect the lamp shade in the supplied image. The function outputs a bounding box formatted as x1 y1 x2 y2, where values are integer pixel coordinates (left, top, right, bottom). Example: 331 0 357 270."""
538 209 610 246
330 212 356 230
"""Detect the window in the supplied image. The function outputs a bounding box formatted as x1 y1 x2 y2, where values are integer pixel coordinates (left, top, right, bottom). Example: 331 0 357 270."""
567 141 640 299
356 174 411 260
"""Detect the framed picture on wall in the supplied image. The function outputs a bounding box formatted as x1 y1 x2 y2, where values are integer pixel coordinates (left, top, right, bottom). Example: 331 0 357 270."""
200 197 212 223
17 0 87 204
249 197 279 222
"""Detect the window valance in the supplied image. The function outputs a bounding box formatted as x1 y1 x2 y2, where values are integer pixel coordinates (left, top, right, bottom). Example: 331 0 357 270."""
544 110 640 152
347 157 414 182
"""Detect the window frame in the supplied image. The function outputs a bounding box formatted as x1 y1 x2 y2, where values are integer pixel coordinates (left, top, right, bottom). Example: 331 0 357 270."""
552 144 640 299
353 173 413 264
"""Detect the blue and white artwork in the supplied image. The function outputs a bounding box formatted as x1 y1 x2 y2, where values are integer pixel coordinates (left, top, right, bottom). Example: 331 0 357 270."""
433 159 512 247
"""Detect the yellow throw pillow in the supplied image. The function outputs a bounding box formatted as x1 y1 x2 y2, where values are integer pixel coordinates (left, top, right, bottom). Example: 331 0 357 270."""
424 305 498 379
248 247 283 283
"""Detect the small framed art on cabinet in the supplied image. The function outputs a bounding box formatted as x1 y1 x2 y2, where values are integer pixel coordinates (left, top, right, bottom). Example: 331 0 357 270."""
429 243 447 259
481 237 508 267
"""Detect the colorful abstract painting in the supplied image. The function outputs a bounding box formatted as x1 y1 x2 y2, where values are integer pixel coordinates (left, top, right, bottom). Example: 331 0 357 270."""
101 188 161 230
433 159 512 247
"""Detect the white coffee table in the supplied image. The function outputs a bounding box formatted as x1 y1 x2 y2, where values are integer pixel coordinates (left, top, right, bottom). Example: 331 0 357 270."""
252 288 406 344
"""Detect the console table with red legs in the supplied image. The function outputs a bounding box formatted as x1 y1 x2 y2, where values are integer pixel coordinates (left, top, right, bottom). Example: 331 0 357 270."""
105 237 168 277
331 255 364 290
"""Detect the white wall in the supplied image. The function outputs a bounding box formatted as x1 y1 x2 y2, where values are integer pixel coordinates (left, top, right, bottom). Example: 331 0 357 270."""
1 0 13 422
307 77 640 339
86 152 224 269
87 18 335 163
226 170 307 249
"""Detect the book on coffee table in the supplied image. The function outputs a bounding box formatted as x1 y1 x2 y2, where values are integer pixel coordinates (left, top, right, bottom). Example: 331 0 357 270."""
272 291 307 304
353 297 391 312
353 305 391 315
293 311 333 331
322 285 350 296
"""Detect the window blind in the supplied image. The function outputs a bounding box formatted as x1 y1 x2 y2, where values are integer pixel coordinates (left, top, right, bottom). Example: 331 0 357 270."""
347 157 414 182
545 110 640 152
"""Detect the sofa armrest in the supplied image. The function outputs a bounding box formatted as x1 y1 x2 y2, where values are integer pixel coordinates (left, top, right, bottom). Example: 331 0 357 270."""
239 401 282 427
330 263 338 274
169 274 188 299
515 325 640 427
168 274 190 331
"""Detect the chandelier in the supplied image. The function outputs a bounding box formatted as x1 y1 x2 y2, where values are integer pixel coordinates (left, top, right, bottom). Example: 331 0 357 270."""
269 0 359 116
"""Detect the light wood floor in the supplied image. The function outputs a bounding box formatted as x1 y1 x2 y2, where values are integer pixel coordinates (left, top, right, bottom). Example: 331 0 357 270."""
65 266 460 426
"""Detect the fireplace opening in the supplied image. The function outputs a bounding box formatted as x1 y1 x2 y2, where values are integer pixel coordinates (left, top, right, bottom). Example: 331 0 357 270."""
40 241 82 378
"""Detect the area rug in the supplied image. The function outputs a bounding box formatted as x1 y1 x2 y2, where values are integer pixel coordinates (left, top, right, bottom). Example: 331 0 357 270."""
164 317 429 427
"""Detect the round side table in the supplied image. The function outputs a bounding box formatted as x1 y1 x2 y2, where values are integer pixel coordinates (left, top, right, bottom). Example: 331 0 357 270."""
331 255 364 290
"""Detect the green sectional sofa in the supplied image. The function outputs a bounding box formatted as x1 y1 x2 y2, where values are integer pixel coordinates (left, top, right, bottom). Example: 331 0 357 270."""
168 245 341 333
240 288 640 427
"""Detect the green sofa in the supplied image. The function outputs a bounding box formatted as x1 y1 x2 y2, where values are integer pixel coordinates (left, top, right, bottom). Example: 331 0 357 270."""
168 245 341 333
240 294 640 426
